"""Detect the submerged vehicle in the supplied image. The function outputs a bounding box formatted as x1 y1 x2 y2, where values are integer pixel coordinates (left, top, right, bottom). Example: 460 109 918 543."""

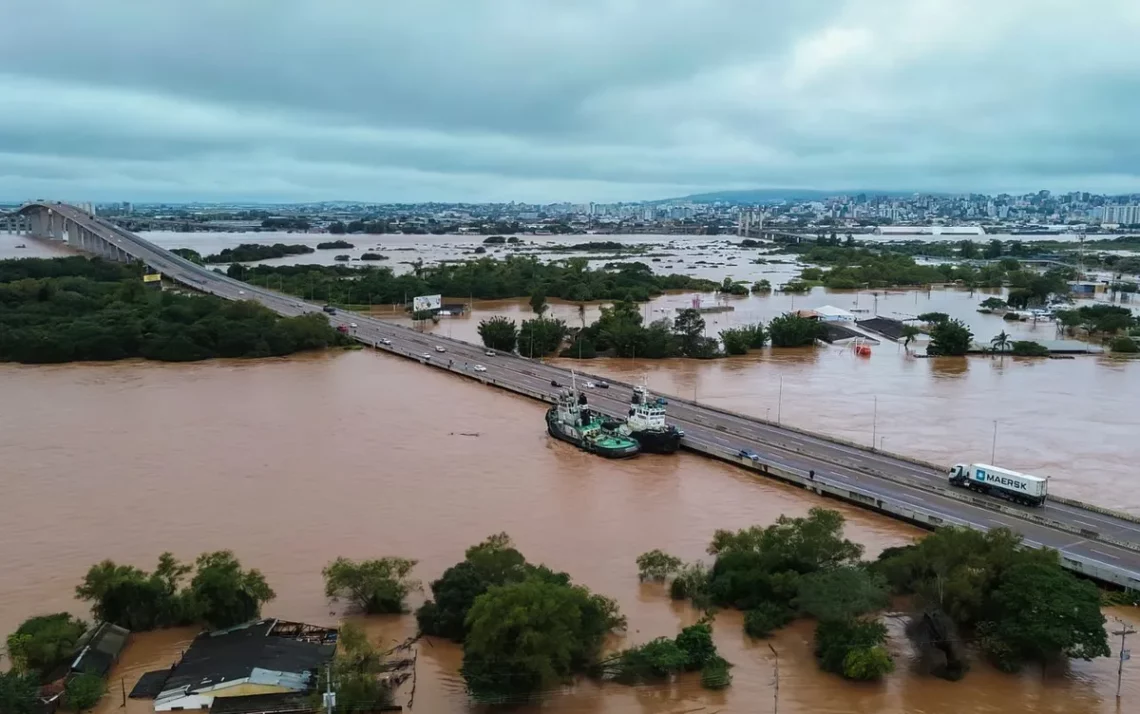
546 384 640 459
619 385 684 454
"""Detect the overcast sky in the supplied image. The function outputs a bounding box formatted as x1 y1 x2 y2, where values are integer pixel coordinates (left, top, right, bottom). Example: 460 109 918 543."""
1 0 1138 203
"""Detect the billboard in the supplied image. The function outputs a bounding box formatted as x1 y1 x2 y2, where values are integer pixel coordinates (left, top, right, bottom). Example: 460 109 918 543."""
412 294 442 312
142 273 162 283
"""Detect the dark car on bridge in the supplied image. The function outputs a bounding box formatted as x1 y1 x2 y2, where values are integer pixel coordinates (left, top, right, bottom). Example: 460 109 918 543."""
323 305 337 314
737 449 761 462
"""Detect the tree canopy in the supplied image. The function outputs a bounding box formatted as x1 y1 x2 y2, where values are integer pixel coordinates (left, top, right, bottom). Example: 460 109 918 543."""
0 258 348 364
767 313 826 347
0 671 39 714
927 318 974 356
75 551 274 631
460 577 625 702
5 613 87 674
322 557 420 614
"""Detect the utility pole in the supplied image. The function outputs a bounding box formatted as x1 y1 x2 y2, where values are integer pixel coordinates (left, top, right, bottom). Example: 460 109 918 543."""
767 643 779 714
872 394 878 450
991 420 998 463
1114 618 1135 701
322 662 336 714
777 376 783 425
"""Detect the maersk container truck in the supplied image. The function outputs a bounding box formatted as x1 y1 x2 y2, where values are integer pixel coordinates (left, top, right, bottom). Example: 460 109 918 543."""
947 463 1048 507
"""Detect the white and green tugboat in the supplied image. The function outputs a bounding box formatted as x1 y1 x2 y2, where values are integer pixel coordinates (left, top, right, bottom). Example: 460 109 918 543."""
546 381 640 459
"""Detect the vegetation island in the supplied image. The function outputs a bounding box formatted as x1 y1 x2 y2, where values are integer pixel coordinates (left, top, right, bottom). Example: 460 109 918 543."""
0 257 349 364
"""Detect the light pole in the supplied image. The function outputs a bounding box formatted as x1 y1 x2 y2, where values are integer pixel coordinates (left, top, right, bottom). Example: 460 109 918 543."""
767 643 780 714
777 377 783 425
872 395 878 450
1114 617 1135 701
991 420 998 463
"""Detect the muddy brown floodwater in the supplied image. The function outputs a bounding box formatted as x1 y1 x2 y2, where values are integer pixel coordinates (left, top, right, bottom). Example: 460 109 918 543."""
1 351 1138 713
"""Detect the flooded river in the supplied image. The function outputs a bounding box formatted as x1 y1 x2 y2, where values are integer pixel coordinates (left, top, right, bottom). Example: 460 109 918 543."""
1 351 1137 714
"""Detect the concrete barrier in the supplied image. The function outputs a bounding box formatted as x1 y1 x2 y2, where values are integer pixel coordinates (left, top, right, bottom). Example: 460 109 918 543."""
680 437 1140 589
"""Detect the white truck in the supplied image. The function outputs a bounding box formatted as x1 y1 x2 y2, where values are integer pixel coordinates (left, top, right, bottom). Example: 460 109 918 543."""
947 462 1048 507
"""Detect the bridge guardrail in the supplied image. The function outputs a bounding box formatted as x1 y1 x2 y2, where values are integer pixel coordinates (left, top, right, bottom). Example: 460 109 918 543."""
370 340 1140 563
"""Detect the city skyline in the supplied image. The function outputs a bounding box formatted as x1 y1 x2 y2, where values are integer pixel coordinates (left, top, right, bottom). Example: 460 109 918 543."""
1 1 1139 203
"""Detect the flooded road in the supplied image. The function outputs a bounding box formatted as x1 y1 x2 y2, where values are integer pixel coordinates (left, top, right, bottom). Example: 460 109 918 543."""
1 351 1137 714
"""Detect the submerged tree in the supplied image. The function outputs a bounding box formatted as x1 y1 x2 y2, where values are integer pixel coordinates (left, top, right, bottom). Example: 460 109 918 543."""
322 557 420 614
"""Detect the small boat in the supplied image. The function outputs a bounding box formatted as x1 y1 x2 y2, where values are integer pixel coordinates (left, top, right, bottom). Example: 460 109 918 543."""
619 385 684 454
546 380 640 459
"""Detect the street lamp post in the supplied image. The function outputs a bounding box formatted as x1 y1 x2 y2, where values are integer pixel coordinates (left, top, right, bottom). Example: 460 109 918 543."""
777 377 783 425
991 420 998 463
872 395 878 450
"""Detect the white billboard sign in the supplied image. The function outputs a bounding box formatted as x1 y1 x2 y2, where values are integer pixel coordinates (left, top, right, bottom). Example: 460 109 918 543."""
412 294 442 312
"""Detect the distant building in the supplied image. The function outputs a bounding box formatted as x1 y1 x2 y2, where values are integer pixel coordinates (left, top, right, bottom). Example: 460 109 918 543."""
1101 205 1140 225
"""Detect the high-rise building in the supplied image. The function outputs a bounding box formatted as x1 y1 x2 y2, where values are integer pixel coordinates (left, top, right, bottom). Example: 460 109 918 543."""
1102 205 1140 225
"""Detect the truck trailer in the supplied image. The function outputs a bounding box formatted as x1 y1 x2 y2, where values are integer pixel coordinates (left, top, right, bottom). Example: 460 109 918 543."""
948 462 1048 507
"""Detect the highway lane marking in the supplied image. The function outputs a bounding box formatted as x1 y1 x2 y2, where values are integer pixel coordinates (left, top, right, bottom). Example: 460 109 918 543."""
1089 547 1122 560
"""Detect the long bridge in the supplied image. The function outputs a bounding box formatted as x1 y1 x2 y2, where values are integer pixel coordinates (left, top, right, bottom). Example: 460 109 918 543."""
7 202 1140 590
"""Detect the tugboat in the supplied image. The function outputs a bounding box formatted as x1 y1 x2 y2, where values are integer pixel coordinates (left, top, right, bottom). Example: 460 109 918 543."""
620 385 684 454
546 380 640 459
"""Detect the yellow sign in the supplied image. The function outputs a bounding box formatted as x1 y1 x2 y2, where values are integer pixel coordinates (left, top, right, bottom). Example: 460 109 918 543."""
142 273 161 283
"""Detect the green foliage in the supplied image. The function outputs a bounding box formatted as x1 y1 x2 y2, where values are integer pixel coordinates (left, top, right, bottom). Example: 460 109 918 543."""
979 561 1110 672
603 622 725 688
767 313 826 347
744 602 795 638
1110 336 1139 353
317 240 354 250
529 290 548 315
333 254 350 262
237 255 716 307
700 656 733 689
674 308 719 358
979 297 1006 309
799 267 824 281
460 577 625 702
171 247 203 264
0 671 40 714
720 323 768 355
636 550 683 582
814 618 892 680
927 318 973 356
0 258 347 364
203 243 314 263
751 279 772 293
796 566 888 622
668 562 712 608
187 551 276 629
359 253 386 261
1010 340 1049 357
917 312 949 324
311 622 395 713
1006 288 1032 309
1055 304 1136 335
701 509 863 617
900 324 922 350
5 614 87 674
990 330 1012 353
719 277 750 295
417 533 561 642
518 316 568 356
780 280 812 293
75 553 192 630
64 673 106 712
322 557 420 614
874 526 1109 673
477 316 518 352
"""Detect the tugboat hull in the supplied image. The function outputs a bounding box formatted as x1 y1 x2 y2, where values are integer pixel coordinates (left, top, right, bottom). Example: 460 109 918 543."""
546 408 640 459
631 428 683 454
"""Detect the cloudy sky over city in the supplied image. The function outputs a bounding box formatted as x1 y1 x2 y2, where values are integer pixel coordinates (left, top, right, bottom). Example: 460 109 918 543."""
1 0 1139 203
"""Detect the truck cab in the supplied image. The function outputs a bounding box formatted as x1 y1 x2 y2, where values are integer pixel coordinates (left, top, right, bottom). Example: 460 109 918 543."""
948 463 970 486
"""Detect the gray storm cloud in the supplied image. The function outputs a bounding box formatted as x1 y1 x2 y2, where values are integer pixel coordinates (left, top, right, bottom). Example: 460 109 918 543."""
0 0 1138 202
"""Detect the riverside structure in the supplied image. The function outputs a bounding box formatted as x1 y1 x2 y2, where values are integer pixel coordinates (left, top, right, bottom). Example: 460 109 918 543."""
7 201 1140 590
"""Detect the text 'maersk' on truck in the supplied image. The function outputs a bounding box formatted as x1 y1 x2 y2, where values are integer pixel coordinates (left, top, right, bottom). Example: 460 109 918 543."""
947 462 1048 507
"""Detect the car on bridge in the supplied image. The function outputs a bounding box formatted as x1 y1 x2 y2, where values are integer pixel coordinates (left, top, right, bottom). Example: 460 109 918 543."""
596 381 609 389
421 352 432 360
485 350 495 356
323 306 337 314
474 364 487 372
435 345 447 353
379 338 392 345
737 448 761 462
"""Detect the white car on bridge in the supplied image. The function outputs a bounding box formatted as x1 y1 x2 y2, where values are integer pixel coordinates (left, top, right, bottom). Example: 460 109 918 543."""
473 364 487 372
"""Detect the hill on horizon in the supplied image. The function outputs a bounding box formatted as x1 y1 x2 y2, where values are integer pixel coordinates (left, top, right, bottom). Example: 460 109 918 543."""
658 188 927 204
